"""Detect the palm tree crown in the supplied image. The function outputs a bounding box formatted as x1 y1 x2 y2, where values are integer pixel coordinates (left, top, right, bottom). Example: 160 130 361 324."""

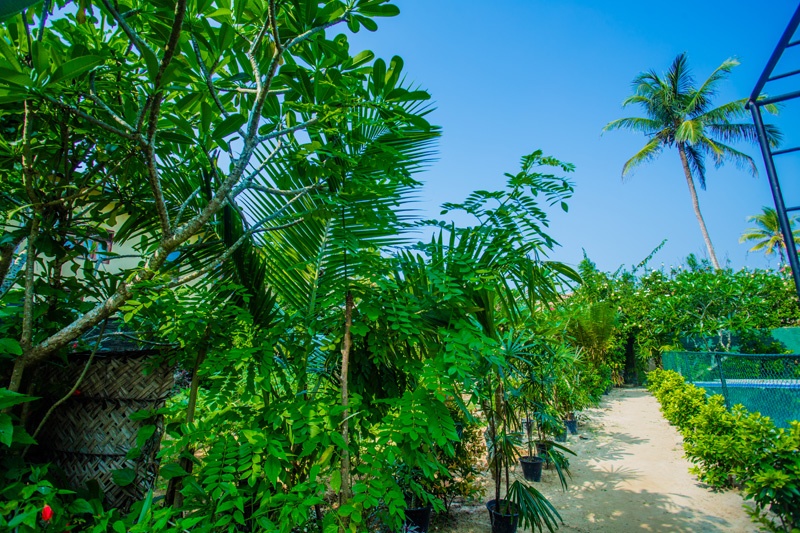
740 206 800 264
604 52 781 270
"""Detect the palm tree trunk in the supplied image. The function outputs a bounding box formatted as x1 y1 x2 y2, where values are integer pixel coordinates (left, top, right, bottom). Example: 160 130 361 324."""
678 143 721 270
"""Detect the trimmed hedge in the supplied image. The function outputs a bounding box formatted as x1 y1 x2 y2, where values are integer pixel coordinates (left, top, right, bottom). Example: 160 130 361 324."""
648 369 800 533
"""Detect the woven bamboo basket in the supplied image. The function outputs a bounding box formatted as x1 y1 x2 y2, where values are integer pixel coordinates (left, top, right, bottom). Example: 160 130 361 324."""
36 348 174 510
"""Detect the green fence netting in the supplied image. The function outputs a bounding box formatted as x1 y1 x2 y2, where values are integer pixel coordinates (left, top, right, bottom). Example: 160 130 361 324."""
662 351 800 428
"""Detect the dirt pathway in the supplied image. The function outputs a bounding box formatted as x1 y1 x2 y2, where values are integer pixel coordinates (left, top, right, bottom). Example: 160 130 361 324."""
440 387 755 532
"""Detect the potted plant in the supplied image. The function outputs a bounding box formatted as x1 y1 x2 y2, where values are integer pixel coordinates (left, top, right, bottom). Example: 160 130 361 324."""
518 398 545 482
483 366 570 533
393 463 434 533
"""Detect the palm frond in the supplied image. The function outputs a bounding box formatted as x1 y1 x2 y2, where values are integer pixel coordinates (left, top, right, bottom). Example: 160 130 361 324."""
621 137 661 179
602 117 661 135
685 58 738 115
698 137 757 176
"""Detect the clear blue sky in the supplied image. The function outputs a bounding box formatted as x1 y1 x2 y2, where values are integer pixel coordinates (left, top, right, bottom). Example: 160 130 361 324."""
347 0 800 273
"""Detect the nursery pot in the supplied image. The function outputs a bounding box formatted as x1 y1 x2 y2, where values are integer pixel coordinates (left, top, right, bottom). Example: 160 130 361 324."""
554 426 567 442
519 455 544 482
486 499 519 533
535 441 552 459
404 505 432 533
563 418 578 435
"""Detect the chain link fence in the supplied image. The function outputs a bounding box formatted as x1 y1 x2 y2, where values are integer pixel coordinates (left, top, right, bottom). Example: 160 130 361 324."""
662 351 800 428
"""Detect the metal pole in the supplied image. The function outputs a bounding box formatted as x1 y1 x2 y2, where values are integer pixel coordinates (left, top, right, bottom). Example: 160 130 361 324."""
749 4 800 102
749 103 800 301
715 354 731 410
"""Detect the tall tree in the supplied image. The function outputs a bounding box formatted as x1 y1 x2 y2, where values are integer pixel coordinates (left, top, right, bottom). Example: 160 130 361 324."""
740 206 800 264
0 0 429 394
603 53 781 270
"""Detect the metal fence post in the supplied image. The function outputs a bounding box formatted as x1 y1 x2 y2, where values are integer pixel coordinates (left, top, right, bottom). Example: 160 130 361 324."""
715 354 731 410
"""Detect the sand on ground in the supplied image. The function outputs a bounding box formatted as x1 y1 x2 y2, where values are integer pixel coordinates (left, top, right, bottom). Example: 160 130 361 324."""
438 387 756 533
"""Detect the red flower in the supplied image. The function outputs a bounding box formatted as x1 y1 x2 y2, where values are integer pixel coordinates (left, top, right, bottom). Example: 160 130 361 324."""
73 390 81 396
42 504 54 522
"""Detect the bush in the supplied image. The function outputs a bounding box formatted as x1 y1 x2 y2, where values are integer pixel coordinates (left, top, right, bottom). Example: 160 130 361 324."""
647 370 800 532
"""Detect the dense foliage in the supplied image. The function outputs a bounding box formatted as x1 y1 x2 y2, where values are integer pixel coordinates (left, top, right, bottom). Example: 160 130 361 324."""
563 252 800 380
648 369 800 533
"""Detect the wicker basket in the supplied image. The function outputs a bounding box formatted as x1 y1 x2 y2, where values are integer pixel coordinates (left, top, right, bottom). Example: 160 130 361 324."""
36 349 174 510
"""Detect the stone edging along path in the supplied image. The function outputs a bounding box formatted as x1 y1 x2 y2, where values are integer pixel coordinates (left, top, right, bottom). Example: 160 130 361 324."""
442 387 754 532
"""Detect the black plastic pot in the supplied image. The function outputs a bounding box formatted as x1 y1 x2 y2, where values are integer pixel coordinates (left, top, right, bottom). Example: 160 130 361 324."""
564 419 578 435
404 505 432 533
535 441 552 458
519 455 544 482
486 499 519 533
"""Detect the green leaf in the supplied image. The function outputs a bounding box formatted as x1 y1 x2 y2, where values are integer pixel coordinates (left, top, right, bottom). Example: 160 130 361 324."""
0 67 31 88
0 413 13 447
112 467 136 487
49 55 105 85
355 15 377 31
69 498 95 514
0 0 41 20
160 463 189 480
0 338 22 355
561 202 568 213
212 113 247 140
331 469 341 493
0 388 39 410
141 46 161 84
136 424 156 447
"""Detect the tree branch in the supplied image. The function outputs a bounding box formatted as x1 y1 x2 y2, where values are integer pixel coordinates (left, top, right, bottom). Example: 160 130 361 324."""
86 73 134 132
168 217 305 288
42 94 138 141
283 13 351 50
173 185 202 227
191 35 234 122
256 117 318 143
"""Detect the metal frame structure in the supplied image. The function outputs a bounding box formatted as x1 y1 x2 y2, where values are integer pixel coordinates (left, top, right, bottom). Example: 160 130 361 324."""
748 5 800 299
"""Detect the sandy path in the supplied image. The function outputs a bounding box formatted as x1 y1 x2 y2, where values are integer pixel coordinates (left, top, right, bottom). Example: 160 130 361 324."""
440 387 755 532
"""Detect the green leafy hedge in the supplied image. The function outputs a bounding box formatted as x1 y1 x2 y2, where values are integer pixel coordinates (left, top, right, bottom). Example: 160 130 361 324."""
648 369 800 533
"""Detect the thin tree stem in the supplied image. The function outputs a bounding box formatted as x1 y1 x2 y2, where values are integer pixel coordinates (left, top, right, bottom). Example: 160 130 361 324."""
338 291 354 533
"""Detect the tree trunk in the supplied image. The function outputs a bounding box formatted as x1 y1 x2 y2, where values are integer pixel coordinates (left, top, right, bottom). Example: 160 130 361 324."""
678 143 721 270
338 292 354 533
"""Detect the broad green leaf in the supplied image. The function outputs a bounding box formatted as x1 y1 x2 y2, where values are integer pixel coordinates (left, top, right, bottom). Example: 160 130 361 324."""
49 55 105 85
141 46 160 84
0 338 22 356
160 463 189 480
0 388 39 409
0 413 12 447
112 467 136 486
0 67 31 87
136 424 156 447
69 498 95 514
212 113 247 140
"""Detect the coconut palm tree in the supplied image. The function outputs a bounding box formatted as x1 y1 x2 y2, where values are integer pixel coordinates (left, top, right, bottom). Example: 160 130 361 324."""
740 206 800 264
604 53 781 270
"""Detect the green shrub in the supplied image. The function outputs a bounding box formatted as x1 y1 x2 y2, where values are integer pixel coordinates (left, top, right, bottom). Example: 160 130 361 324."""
647 369 800 532
741 421 800 532
683 396 739 487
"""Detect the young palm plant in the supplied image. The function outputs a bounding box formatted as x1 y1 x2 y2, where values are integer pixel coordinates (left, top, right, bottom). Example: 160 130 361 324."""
740 206 800 264
603 53 782 270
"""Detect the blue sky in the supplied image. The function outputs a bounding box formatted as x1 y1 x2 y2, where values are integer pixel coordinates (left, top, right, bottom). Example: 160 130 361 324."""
347 0 800 273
